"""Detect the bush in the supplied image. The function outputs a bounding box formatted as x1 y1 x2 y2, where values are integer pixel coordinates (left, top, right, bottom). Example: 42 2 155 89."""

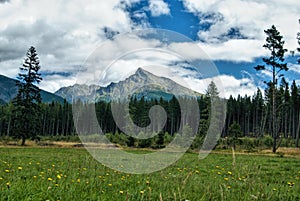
0 136 13 144
190 135 205 150
39 135 80 142
263 136 273 148
164 132 173 144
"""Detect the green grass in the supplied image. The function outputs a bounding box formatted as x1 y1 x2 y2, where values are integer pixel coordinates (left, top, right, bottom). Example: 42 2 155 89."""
0 148 299 200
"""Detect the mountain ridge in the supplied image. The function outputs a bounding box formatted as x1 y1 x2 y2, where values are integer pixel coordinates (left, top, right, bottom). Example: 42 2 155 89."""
55 68 201 102
0 74 65 104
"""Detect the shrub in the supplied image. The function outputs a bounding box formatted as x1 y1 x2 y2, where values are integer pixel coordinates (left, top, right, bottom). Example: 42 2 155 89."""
263 135 273 148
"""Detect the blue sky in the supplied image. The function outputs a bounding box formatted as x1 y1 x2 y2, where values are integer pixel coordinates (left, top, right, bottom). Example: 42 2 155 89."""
0 0 299 97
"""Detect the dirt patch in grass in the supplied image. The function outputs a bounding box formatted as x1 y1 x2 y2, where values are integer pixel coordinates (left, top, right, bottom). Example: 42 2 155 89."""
0 140 119 149
260 147 300 157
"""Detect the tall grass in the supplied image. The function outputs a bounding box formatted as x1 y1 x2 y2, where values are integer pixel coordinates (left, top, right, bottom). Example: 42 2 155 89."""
0 148 299 200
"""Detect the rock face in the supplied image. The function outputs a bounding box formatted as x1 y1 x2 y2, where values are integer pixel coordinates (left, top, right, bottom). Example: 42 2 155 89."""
0 74 64 104
55 68 201 102
55 84 100 103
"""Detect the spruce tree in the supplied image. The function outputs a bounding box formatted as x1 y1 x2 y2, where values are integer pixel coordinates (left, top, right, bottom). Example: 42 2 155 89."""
12 46 42 145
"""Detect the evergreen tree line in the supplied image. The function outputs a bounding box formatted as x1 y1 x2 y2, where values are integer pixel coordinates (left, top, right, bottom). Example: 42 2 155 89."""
0 100 75 139
0 79 299 147
225 80 300 145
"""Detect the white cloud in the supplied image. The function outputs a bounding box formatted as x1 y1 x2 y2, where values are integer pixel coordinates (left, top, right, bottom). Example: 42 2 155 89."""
198 39 269 62
0 0 133 92
0 59 22 78
185 74 258 99
167 42 210 60
167 39 269 62
289 63 300 74
149 0 170 17
182 0 300 58
39 75 77 93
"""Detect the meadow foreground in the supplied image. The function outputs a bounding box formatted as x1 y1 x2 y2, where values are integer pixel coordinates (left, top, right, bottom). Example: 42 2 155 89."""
0 147 300 201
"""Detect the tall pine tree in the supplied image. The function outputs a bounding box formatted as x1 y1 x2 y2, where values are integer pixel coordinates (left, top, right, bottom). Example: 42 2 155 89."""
254 25 288 153
296 19 300 147
12 46 42 145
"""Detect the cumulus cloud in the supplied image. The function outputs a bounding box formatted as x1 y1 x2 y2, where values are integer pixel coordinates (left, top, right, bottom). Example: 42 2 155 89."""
0 0 133 92
198 39 269 62
148 0 170 17
182 0 300 60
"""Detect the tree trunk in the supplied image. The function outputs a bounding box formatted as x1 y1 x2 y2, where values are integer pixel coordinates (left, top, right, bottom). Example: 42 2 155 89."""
6 115 11 136
284 109 288 138
296 111 300 148
272 66 277 153
21 136 26 146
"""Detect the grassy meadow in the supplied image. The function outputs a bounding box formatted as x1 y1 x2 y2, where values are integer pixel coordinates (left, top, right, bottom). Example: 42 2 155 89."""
0 147 300 201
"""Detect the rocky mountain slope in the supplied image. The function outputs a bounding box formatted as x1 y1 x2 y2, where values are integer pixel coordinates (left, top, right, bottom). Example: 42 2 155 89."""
55 68 201 102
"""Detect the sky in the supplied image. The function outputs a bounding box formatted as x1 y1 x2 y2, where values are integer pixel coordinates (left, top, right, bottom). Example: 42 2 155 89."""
0 0 299 98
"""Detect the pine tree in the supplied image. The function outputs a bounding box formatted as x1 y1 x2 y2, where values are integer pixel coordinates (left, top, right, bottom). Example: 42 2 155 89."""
11 46 42 145
252 88 265 137
254 25 288 153
297 19 300 64
228 122 243 150
201 81 225 151
296 20 300 147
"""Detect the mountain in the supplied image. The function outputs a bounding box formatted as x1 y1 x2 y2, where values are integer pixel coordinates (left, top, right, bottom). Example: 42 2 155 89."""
55 68 201 102
0 74 65 104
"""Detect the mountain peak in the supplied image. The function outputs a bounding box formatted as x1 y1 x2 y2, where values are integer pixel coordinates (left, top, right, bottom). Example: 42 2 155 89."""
135 67 151 76
136 67 144 72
